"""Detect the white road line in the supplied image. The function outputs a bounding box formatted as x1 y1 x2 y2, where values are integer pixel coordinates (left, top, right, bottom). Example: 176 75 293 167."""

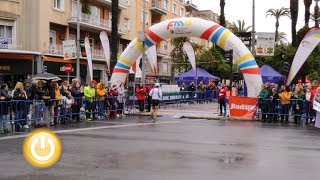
0 119 204 141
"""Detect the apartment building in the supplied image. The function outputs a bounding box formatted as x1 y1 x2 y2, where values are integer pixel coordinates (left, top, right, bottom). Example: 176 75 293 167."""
0 0 40 88
0 0 135 85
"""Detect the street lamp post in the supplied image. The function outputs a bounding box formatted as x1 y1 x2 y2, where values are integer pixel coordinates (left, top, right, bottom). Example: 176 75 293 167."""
251 0 256 56
76 0 81 82
141 0 147 85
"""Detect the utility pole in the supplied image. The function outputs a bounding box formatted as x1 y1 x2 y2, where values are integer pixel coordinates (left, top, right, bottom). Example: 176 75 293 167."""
251 0 256 56
141 0 147 85
76 0 81 81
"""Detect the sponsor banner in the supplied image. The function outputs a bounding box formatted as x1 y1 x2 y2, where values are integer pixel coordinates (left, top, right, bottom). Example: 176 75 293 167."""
99 31 110 72
229 96 258 119
183 41 196 74
286 27 320 85
255 32 275 56
80 38 93 57
84 37 93 81
145 45 157 74
62 40 76 60
0 38 12 49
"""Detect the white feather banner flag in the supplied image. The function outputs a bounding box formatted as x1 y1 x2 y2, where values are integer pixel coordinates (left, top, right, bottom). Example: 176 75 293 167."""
146 45 158 74
183 41 196 74
84 36 93 81
100 31 110 73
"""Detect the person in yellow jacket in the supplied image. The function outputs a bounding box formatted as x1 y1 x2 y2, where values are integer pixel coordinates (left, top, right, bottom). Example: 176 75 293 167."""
96 82 106 119
279 86 292 123
84 80 97 121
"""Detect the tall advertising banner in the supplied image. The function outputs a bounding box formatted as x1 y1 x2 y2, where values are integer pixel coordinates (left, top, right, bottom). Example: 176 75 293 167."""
255 32 275 56
145 45 158 74
229 96 258 119
62 40 76 60
84 37 93 81
286 27 320 85
100 31 110 73
183 41 196 74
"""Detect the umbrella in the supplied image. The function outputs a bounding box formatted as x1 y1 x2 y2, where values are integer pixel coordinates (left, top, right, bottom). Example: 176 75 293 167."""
32 72 61 81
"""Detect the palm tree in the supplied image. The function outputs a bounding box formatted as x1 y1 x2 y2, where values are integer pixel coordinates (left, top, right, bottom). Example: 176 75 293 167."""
266 7 290 42
111 0 119 72
277 32 288 45
290 0 299 47
219 0 226 27
304 0 313 27
231 20 252 32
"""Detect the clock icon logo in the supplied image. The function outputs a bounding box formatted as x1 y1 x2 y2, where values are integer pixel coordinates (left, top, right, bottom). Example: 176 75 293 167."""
23 129 62 168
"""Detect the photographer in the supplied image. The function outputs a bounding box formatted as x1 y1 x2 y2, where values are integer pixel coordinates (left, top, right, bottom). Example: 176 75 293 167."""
136 83 146 113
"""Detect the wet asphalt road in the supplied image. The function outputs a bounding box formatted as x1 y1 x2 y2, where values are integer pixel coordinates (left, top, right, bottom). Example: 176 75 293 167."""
1 116 320 180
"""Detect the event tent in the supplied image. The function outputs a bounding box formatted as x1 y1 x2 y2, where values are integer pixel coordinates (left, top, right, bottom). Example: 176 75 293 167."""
260 65 285 85
175 68 220 86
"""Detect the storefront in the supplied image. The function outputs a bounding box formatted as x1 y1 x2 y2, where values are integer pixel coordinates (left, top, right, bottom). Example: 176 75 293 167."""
0 53 39 89
43 56 87 83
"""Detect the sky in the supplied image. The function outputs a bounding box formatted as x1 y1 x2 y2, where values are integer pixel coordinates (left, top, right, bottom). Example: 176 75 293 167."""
195 0 313 42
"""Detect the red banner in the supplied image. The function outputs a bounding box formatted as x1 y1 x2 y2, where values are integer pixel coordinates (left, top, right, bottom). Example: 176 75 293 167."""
229 96 258 120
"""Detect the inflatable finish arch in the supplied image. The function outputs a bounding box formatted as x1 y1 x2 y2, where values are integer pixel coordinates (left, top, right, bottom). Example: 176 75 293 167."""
111 17 263 97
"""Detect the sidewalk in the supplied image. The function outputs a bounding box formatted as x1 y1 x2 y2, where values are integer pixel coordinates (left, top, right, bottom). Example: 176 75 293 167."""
133 102 230 120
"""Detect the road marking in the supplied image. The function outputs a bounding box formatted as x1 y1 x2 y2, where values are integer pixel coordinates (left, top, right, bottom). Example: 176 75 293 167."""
0 119 203 141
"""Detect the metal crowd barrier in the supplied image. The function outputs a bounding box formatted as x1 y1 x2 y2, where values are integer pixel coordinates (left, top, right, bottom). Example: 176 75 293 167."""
256 98 315 124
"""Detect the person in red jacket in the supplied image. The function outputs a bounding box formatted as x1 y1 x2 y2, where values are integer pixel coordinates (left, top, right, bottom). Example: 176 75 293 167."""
218 83 228 117
136 83 146 113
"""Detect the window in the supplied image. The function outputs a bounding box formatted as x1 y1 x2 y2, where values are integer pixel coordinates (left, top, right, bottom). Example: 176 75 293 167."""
163 41 168 52
68 34 76 40
141 10 149 24
49 30 56 45
162 62 168 74
53 0 65 11
164 0 169 11
172 3 177 14
124 18 130 30
0 25 13 39
180 7 185 17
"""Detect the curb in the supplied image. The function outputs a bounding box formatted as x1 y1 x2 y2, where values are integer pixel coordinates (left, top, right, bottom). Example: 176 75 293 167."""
125 113 230 121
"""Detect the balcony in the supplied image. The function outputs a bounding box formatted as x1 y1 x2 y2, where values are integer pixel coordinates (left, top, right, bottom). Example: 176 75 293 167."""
44 44 107 61
151 0 168 15
95 0 129 9
185 0 198 11
68 13 128 35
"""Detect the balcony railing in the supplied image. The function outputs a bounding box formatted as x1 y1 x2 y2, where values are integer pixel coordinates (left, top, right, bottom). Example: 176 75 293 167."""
185 0 198 11
151 0 168 15
69 12 128 35
69 13 111 31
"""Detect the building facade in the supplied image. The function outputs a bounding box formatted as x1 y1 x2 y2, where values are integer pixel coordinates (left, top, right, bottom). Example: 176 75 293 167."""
0 0 228 86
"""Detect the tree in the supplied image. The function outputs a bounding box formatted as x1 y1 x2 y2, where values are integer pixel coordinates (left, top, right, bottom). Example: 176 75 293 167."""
315 0 320 27
290 0 299 47
304 0 313 27
170 37 192 73
219 0 226 27
277 32 288 45
231 20 252 32
266 7 290 42
110 0 119 72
